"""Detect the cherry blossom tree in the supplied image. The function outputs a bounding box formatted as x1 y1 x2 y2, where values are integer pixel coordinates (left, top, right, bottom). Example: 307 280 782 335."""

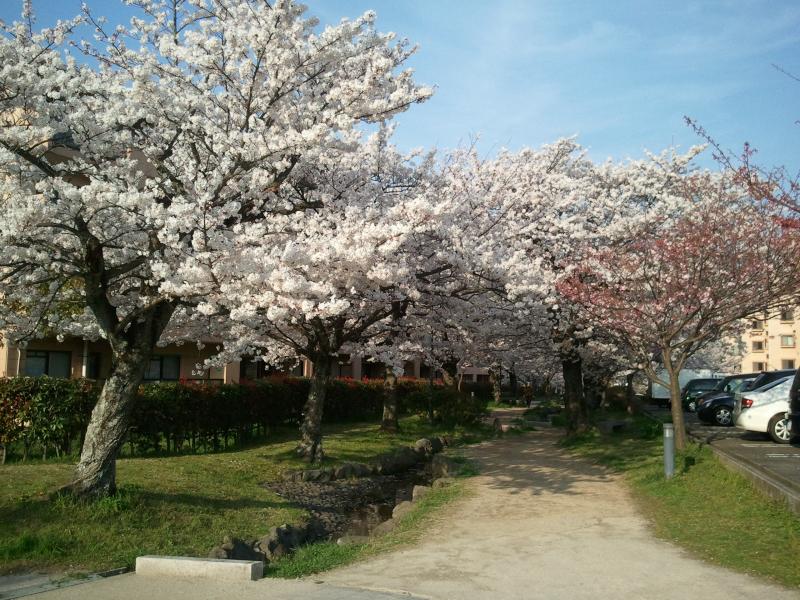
209 133 434 461
0 0 430 494
560 166 800 449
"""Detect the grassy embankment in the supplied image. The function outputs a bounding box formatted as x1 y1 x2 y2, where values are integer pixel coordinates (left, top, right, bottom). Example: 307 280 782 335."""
560 413 800 588
0 416 485 576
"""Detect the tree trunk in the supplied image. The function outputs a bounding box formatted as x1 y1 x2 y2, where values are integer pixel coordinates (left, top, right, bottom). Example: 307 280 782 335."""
67 348 151 498
380 365 400 433
583 371 601 410
562 354 589 435
667 367 688 450
426 370 435 424
297 357 330 463
489 363 502 405
67 301 174 499
625 372 639 415
441 358 458 387
509 364 518 404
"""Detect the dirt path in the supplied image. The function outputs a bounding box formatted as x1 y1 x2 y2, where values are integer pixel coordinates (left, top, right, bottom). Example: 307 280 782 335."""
27 428 799 600
322 429 800 600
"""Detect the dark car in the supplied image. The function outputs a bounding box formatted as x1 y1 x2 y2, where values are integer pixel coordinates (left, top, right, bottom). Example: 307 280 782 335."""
696 373 760 426
681 378 723 412
745 369 797 392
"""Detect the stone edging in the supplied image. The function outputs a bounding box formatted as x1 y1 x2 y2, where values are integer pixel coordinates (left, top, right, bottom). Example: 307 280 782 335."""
208 437 464 564
283 436 449 483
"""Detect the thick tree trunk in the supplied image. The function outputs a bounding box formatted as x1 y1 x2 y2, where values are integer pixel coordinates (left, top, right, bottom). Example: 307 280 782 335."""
381 365 400 433
297 357 330 463
67 348 151 498
441 358 458 388
489 363 502 405
667 367 687 450
562 354 589 435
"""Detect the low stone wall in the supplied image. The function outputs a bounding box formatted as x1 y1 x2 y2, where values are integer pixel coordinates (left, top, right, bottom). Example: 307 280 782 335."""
209 436 455 563
283 436 449 483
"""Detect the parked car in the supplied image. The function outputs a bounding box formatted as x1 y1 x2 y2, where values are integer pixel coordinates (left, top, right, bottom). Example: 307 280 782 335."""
695 373 759 426
741 369 796 394
681 377 723 412
734 376 793 443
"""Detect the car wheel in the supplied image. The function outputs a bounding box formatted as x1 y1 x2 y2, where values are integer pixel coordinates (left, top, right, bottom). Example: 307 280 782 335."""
714 406 733 427
768 413 791 444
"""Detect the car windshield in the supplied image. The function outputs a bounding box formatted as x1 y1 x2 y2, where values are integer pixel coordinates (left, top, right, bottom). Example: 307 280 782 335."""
727 379 751 393
714 379 730 391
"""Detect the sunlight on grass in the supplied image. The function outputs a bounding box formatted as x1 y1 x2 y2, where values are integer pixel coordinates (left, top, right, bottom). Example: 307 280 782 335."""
0 416 481 575
563 417 800 588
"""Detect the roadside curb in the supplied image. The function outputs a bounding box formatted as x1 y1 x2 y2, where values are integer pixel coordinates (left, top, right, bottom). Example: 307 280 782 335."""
690 433 800 515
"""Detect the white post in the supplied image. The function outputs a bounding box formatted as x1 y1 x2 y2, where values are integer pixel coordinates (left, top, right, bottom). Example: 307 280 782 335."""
663 423 675 479
81 340 89 378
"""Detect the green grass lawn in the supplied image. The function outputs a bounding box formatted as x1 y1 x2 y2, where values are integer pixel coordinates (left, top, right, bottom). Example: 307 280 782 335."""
563 416 800 588
0 416 482 575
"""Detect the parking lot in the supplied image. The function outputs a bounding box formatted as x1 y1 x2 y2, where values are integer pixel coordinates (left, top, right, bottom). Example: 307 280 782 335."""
650 408 800 494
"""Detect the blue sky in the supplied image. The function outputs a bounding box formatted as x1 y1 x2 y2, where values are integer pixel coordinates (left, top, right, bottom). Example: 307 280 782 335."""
3 0 799 171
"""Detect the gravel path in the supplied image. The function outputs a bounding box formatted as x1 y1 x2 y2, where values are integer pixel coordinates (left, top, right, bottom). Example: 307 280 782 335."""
28 428 800 600
321 429 800 599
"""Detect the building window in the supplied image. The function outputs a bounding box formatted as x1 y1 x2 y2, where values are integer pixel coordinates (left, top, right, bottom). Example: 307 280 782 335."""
751 319 765 330
782 360 796 370
86 353 102 379
752 340 765 352
781 335 796 348
24 350 71 378
780 308 795 322
753 361 767 372
144 355 180 381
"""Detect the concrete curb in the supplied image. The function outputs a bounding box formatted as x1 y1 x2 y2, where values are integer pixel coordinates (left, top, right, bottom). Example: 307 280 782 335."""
690 434 800 515
135 556 264 581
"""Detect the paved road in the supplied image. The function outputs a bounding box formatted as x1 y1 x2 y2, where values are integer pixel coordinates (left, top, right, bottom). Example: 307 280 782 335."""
20 428 800 600
654 408 800 492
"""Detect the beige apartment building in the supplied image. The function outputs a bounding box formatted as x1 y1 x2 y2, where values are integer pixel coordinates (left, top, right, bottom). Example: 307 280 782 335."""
0 336 242 383
739 307 799 373
0 336 486 384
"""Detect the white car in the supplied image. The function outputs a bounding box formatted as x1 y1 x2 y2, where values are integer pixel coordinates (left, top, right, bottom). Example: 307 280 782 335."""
734 376 793 443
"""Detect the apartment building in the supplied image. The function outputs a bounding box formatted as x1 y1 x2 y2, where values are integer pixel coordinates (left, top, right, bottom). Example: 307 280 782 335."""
739 307 799 373
0 336 487 384
0 336 241 383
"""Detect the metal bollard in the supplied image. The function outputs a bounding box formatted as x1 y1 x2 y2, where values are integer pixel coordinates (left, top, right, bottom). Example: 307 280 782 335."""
663 423 675 479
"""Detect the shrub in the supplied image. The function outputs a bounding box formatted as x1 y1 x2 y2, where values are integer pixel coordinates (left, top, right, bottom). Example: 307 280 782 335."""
604 385 629 411
0 375 487 460
0 377 96 461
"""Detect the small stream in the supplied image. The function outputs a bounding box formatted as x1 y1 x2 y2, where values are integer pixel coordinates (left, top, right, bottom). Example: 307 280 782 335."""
266 465 432 541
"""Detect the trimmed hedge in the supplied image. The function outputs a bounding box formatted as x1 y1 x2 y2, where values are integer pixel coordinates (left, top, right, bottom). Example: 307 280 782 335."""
0 376 489 461
0 377 95 461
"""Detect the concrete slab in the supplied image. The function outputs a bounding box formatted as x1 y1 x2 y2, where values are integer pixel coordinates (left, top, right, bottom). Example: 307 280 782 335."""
135 556 263 582
26 574 413 600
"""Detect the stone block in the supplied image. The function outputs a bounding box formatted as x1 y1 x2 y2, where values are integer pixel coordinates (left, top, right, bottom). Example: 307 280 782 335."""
135 556 263 581
412 485 431 502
